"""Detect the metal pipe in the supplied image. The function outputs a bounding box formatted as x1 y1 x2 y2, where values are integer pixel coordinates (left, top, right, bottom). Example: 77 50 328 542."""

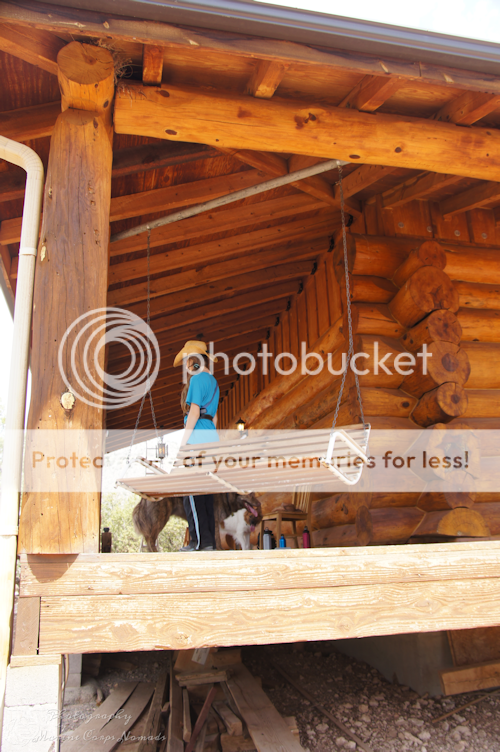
0 136 44 743
111 158 348 243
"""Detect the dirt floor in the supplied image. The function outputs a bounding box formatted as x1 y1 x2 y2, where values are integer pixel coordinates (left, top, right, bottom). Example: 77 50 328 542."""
61 643 500 751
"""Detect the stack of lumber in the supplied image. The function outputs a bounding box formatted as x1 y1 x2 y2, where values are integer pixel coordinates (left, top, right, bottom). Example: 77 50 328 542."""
61 649 303 751
440 626 500 695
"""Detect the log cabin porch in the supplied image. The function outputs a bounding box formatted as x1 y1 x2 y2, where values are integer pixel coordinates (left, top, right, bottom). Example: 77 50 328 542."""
1 0 500 718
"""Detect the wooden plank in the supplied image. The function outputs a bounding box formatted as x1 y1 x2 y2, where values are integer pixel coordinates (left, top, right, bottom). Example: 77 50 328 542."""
435 91 500 125
183 688 192 742
246 60 288 98
448 627 500 667
441 182 500 217
0 22 64 74
9 0 500 95
60 682 138 752
138 670 168 752
341 164 396 199
382 172 463 208
168 655 184 752
213 702 243 737
21 542 500 597
142 44 163 85
114 81 500 181
36 576 500 654
185 685 218 752
10 653 61 667
177 670 228 687
81 683 154 752
226 664 303 752
0 100 59 142
338 74 404 111
440 659 500 695
12 596 40 655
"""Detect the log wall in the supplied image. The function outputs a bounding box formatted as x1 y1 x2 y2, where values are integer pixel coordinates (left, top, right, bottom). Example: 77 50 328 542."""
219 199 500 547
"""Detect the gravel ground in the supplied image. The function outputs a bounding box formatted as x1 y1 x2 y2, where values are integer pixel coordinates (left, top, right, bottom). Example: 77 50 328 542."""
61 644 500 751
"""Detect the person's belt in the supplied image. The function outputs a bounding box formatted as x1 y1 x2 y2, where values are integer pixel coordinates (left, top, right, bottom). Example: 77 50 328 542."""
200 414 214 421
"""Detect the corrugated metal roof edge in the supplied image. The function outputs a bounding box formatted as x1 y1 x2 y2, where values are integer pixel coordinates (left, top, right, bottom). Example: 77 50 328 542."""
43 0 500 75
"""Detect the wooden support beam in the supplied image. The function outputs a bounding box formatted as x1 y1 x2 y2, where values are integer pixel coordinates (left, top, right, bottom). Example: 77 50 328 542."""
441 659 500 695
114 81 500 181
18 42 115 555
12 597 40 656
246 60 289 98
0 22 64 74
435 91 500 125
382 172 464 208
0 100 59 142
339 164 396 198
338 74 404 111
142 44 163 85
441 181 500 217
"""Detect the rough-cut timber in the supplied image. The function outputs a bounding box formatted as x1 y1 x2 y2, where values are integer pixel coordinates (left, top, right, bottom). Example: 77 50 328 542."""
19 47 114 554
389 267 459 328
114 81 500 181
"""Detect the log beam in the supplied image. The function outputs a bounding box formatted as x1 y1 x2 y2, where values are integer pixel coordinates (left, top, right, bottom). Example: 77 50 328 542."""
19 44 115 554
113 81 500 182
58 42 114 135
389 267 459 328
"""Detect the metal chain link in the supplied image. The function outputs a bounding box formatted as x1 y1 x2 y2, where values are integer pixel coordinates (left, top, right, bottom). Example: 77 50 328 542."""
331 164 367 431
126 227 159 467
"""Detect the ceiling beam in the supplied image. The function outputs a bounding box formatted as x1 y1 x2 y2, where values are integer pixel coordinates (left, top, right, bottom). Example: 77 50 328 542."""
434 91 500 125
338 164 397 198
338 74 404 112
124 260 314 320
0 168 277 246
114 81 500 182
0 22 64 74
5 0 500 95
0 100 59 142
440 181 500 217
0 141 219 204
109 211 334 285
246 60 289 99
142 44 163 85
382 172 464 208
108 234 328 307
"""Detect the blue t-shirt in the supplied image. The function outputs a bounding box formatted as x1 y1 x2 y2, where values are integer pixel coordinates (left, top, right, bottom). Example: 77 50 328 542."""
184 371 219 445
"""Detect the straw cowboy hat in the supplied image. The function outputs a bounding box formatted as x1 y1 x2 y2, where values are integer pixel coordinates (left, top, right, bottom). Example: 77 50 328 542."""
173 340 218 367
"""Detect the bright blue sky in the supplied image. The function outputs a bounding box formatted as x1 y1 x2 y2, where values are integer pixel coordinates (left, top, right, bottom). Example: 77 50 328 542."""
1 0 500 410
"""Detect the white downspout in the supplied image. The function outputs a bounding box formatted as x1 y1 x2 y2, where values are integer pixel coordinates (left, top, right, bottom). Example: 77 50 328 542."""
0 136 44 741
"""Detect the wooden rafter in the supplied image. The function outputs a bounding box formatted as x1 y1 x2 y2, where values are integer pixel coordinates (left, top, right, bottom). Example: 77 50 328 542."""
114 81 500 181
441 181 500 217
109 201 330 283
5 0 500 95
142 44 163 85
338 74 404 112
382 172 464 208
434 91 500 125
0 22 64 74
246 60 289 99
108 233 328 307
0 100 59 142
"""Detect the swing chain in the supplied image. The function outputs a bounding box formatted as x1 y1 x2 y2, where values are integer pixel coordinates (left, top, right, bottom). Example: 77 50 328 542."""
331 164 366 431
125 228 160 468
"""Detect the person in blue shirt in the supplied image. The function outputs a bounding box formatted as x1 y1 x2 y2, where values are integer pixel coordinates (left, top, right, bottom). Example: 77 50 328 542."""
174 340 220 551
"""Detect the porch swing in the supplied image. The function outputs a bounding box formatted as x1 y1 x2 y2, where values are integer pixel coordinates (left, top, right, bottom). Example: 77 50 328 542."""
116 162 370 498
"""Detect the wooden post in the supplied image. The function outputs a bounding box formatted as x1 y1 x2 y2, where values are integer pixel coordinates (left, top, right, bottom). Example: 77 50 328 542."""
19 42 114 553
